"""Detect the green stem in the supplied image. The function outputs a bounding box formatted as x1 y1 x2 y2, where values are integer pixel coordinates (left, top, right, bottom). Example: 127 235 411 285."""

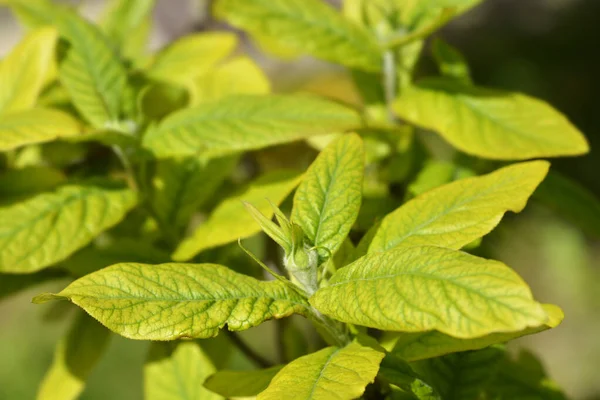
112 145 138 192
382 50 397 124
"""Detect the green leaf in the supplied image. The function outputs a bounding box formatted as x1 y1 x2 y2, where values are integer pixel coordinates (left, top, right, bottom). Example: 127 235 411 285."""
37 312 111 400
191 56 271 105
258 342 384 400
142 95 361 159
204 366 284 398
214 0 382 71
152 155 238 232
100 0 155 59
0 108 81 151
431 38 471 84
0 166 66 204
173 170 302 261
534 171 600 238
389 304 563 362
393 78 589 160
486 350 567 400
291 133 364 258
0 183 137 273
310 245 548 338
412 346 504 400
406 160 474 198
145 32 237 84
57 9 128 128
145 341 222 400
378 353 440 400
0 27 58 114
368 161 549 253
33 262 310 340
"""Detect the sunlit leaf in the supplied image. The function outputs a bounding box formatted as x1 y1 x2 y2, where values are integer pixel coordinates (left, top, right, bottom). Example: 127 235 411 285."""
368 161 549 253
258 341 384 400
204 366 283 398
311 246 548 338
33 263 310 340
394 79 589 159
0 183 137 273
173 170 302 261
292 133 364 258
214 0 382 71
143 95 361 159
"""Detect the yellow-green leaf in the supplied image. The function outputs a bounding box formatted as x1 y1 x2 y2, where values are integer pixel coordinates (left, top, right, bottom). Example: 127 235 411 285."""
145 32 237 84
57 10 128 128
145 341 222 400
0 108 81 151
204 366 283 398
310 246 548 338
368 161 549 254
0 27 58 115
100 0 155 60
173 170 302 261
291 133 364 257
214 0 382 71
142 94 361 159
393 79 589 159
191 56 271 105
0 183 137 273
258 342 384 400
33 263 310 340
37 312 110 400
389 304 563 361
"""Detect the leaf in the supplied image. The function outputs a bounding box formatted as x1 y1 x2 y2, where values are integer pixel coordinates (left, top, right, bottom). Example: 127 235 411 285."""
145 341 222 400
534 171 600 238
204 366 284 398
152 155 238 232
57 9 128 128
378 353 440 400
258 342 384 400
214 0 382 71
412 346 504 400
291 133 364 258
0 108 81 151
33 262 310 340
368 161 549 253
0 167 66 204
431 38 471 84
142 94 361 159
0 27 58 114
37 312 111 400
486 350 567 400
145 32 237 84
310 245 548 338
0 183 137 273
191 56 271 105
100 0 155 59
407 160 474 198
173 170 302 261
393 78 589 160
390 304 563 362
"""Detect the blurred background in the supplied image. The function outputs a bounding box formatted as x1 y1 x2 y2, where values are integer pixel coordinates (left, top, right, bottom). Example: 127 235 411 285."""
0 0 598 399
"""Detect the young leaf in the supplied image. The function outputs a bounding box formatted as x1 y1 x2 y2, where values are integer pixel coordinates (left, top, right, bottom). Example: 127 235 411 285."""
152 155 238 232
145 341 222 400
258 342 384 400
0 183 137 273
203 366 284 398
390 304 563 362
291 133 364 258
0 27 58 114
37 312 111 400
0 108 81 151
33 263 310 340
412 346 504 400
214 0 382 71
191 56 271 105
310 246 548 338
57 9 128 128
431 38 472 84
142 95 361 159
145 32 237 84
393 79 589 160
173 169 302 261
368 161 549 253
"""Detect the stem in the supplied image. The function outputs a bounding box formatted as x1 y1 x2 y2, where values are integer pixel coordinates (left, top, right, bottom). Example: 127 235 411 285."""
310 309 351 347
225 330 272 368
112 145 138 192
382 50 397 124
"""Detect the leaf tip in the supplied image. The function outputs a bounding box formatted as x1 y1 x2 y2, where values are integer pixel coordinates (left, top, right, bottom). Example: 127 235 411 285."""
32 292 64 304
